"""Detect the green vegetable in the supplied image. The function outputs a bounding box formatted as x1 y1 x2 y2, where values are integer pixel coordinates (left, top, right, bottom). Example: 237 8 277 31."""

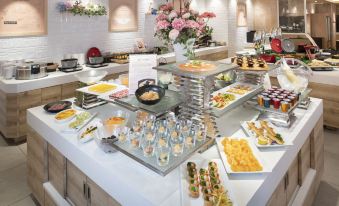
275 134 284 143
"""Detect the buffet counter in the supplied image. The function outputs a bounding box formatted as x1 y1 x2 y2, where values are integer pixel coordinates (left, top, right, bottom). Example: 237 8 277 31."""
26 98 324 206
219 57 339 129
0 46 228 142
0 46 227 94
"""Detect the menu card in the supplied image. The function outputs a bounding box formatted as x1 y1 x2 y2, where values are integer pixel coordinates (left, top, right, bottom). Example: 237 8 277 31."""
129 54 158 94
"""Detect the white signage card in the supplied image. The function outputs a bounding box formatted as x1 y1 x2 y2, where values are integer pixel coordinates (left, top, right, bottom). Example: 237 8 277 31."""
129 54 158 94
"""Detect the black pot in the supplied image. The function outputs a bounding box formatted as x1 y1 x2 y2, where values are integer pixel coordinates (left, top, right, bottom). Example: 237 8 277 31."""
135 85 165 105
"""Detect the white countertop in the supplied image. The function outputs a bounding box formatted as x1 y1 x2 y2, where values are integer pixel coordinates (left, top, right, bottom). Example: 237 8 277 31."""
308 68 339 86
0 46 227 93
27 98 323 206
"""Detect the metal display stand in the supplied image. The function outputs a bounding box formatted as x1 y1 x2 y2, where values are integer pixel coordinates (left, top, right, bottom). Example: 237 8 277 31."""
154 61 238 137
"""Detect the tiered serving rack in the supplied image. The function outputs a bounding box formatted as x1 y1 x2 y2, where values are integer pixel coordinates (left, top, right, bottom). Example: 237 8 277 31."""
153 61 239 137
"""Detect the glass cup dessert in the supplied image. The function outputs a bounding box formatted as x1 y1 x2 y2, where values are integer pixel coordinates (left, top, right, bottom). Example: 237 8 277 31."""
144 127 156 142
129 130 141 149
195 125 207 142
141 139 155 157
155 119 167 135
180 119 192 136
170 134 184 157
166 113 177 130
115 126 130 143
156 130 169 147
156 145 170 166
184 128 196 149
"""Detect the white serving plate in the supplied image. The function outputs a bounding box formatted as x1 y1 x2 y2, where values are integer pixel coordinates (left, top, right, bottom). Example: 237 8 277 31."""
241 121 292 148
180 159 237 206
61 112 97 134
76 82 126 96
54 109 77 124
211 82 257 110
77 119 101 144
215 137 271 174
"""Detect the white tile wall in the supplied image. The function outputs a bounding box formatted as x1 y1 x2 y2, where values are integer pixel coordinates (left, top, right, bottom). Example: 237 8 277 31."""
227 0 254 56
0 0 148 62
0 0 254 62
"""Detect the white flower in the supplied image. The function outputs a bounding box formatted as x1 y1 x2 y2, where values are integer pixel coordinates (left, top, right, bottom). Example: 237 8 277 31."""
168 11 177 20
182 13 190 19
169 29 179 41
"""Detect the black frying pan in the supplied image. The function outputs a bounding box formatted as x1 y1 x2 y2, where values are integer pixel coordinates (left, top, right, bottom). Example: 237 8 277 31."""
135 85 165 105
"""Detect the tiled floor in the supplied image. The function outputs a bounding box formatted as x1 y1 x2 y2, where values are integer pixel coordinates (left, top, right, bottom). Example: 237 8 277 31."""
0 129 338 206
313 129 339 206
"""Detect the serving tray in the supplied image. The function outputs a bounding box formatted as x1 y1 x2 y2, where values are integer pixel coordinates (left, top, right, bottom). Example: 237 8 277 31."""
240 121 292 148
110 137 213 176
215 137 271 174
210 82 263 117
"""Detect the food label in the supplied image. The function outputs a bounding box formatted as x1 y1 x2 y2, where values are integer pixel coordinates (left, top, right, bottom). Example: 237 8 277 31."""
129 54 158 94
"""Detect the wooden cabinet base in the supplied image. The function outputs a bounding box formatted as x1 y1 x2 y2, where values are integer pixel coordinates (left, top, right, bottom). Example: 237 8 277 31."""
267 117 324 206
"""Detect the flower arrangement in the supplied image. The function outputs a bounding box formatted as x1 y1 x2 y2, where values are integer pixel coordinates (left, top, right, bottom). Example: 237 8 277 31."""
154 3 216 60
57 1 107 17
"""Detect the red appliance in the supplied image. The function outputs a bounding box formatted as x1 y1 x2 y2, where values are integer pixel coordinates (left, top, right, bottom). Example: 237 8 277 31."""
86 47 102 59
271 38 283 53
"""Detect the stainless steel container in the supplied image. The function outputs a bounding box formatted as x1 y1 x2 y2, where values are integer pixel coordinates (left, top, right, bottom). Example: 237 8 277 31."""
16 63 48 80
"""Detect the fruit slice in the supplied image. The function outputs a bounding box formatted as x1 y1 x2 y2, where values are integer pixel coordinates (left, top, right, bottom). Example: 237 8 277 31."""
258 136 268 145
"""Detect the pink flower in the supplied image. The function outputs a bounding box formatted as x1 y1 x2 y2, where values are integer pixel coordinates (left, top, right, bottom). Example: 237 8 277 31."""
169 29 179 40
196 19 206 29
185 20 199 29
182 13 190 19
156 20 170 30
172 18 186 31
168 11 178 19
199 12 216 19
156 13 168 21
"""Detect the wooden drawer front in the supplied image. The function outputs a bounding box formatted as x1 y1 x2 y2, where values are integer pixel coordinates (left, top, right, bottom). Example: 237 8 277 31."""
266 177 287 206
27 127 47 205
323 100 339 128
298 137 311 185
0 93 19 138
18 89 42 137
62 82 79 99
309 82 339 102
87 178 121 206
286 157 299 203
18 89 42 109
311 117 325 191
66 161 87 206
198 51 228 61
45 190 57 206
42 86 61 105
48 144 66 197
